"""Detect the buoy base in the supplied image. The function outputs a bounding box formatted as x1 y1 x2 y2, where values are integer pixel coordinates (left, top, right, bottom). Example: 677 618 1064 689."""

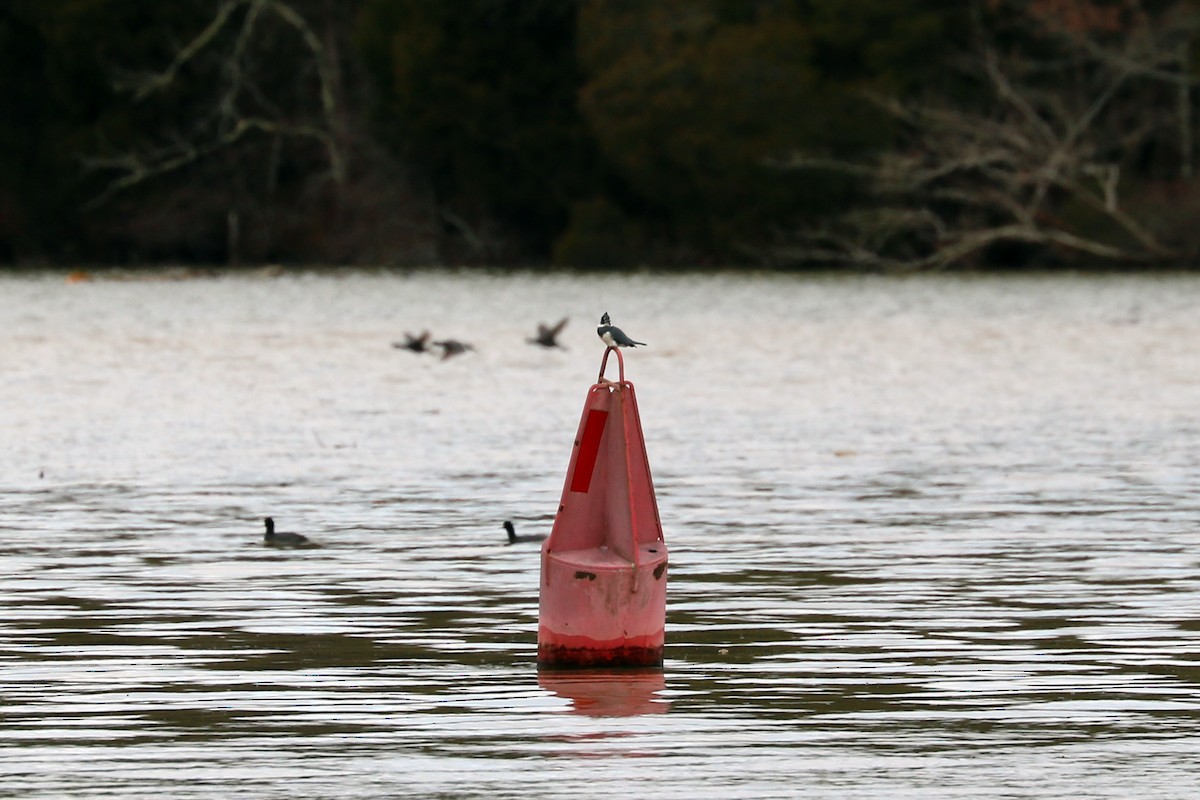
538 544 667 669
537 635 663 669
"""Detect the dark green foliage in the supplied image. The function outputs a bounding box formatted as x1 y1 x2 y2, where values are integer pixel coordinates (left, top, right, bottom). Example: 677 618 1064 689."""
552 197 643 267
0 1 125 260
578 1 819 248
0 4 54 260
3 0 1200 268
574 0 966 257
357 0 604 260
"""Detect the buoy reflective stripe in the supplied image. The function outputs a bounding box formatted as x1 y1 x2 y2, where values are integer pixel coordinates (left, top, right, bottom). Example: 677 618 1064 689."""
569 410 608 493
539 346 668 669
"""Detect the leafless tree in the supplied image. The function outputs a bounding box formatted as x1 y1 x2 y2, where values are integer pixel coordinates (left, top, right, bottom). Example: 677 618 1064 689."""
83 0 345 210
770 0 1200 270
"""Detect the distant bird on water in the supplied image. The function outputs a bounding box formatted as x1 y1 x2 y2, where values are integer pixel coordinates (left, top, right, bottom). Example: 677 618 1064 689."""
433 338 475 360
596 312 645 348
393 330 431 354
263 517 314 548
528 317 569 348
504 520 546 545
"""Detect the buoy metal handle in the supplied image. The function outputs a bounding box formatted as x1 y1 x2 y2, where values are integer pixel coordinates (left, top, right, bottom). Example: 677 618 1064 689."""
597 346 625 384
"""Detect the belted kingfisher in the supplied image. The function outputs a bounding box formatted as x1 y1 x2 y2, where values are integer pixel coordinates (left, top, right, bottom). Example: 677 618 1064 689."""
596 312 645 348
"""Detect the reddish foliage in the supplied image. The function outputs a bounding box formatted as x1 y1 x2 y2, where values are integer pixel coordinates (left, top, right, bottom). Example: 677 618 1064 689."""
988 0 1133 33
1032 0 1127 32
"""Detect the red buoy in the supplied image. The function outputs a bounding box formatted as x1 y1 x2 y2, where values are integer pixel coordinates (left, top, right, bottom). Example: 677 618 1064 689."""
538 346 668 668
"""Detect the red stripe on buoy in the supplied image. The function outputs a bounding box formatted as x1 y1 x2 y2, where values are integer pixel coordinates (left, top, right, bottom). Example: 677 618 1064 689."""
569 409 608 493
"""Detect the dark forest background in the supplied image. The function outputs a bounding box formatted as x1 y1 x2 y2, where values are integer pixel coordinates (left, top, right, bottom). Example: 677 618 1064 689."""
3 0 1200 270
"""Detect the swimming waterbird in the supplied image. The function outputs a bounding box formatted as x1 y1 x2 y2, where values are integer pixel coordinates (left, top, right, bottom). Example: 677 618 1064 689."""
596 312 645 348
263 517 313 548
504 520 546 545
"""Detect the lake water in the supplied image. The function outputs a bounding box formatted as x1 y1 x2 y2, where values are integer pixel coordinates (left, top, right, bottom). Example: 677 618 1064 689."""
2 269 1200 798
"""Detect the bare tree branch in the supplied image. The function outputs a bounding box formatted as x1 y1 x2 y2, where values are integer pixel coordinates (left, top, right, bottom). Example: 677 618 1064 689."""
764 0 1194 270
119 1 241 102
85 0 345 208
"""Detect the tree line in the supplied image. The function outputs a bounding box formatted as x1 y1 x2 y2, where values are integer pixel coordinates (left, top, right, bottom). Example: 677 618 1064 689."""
2 0 1198 270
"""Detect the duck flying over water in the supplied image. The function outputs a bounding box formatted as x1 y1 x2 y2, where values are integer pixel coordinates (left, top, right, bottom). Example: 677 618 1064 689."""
433 339 475 360
528 317 569 348
393 330 431 354
263 517 314 548
596 312 645 348
504 520 546 545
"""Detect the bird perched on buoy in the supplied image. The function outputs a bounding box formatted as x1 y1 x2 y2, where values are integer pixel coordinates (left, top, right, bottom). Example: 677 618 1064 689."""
503 520 546 545
263 517 314 548
528 317 569 348
433 338 475 360
393 330 431 354
596 312 645 348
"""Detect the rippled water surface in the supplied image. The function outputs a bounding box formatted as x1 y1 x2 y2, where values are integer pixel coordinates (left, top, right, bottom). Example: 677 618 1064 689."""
3 270 1200 798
